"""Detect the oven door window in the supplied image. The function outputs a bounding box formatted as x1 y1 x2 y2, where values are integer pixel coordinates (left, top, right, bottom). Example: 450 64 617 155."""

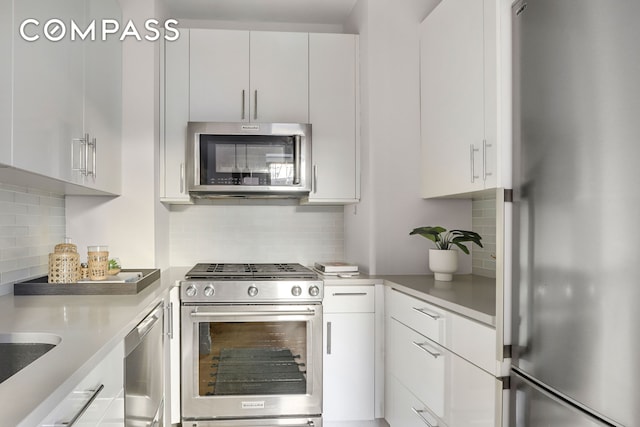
200 135 295 186
197 320 308 397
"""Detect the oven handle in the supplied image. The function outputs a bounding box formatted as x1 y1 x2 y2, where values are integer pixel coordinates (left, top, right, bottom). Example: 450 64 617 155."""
190 308 317 318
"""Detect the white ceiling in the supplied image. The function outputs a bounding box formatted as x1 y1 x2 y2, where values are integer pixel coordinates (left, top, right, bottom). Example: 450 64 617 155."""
164 0 359 25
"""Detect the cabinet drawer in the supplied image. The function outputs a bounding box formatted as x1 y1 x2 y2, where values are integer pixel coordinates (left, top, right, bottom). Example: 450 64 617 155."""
389 317 445 417
324 285 374 313
39 342 124 427
388 288 444 342
388 288 496 374
388 319 498 427
387 375 445 427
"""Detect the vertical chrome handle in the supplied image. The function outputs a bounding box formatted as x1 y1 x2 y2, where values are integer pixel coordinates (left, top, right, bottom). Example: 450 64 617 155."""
83 133 90 177
167 301 174 339
313 165 318 194
483 139 492 181
254 90 258 120
293 135 302 185
90 137 97 178
179 163 185 194
241 89 246 120
470 144 479 183
71 135 87 175
411 407 439 426
326 321 332 355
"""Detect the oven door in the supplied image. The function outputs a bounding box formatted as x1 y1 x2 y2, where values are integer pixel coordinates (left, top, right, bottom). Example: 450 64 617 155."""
181 303 323 420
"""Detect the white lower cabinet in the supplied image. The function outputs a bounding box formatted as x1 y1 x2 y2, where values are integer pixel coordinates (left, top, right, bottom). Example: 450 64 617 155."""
385 288 501 427
323 285 375 423
38 342 124 427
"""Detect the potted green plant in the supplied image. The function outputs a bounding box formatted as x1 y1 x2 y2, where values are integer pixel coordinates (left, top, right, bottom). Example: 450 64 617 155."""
409 226 483 281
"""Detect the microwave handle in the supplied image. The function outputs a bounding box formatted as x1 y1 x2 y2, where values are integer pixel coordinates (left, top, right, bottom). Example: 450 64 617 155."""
293 135 301 185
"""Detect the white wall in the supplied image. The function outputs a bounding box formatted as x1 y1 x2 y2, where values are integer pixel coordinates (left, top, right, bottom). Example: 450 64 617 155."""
344 0 473 275
66 0 167 269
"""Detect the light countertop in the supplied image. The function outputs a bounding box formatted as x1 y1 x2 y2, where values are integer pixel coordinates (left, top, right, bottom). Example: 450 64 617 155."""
319 272 496 327
0 267 185 427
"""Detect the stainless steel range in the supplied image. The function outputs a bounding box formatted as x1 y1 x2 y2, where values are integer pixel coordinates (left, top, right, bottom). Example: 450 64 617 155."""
180 263 323 427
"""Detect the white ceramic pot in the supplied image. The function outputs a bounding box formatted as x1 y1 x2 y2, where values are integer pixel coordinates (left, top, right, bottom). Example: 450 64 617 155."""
428 249 458 281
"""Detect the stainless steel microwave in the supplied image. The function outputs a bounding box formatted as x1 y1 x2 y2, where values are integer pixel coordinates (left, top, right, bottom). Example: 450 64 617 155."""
186 122 312 198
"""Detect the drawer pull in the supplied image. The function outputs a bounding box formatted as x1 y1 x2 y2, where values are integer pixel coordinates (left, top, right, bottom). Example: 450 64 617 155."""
411 407 439 426
49 384 104 427
412 306 441 320
332 292 368 297
413 341 441 359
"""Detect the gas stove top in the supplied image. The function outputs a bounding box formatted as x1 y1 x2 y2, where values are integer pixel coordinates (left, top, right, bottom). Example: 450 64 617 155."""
185 263 318 280
181 263 322 303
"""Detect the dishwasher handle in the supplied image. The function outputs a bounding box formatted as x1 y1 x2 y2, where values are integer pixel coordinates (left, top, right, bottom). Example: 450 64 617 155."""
125 302 164 356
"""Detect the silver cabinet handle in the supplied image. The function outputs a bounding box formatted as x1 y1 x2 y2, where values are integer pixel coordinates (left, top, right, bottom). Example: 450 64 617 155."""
254 90 258 120
313 164 318 194
326 321 332 355
89 137 97 178
470 144 479 183
241 89 246 120
49 384 104 427
71 134 89 176
411 407 439 426
483 139 492 181
332 292 367 296
293 135 302 185
413 341 441 359
179 163 185 194
412 306 441 320
167 301 174 339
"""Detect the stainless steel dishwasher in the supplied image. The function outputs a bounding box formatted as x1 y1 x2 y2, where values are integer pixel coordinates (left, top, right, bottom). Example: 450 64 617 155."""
124 301 164 427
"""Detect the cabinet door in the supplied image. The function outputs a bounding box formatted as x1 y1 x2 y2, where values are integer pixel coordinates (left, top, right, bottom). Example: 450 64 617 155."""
250 31 309 123
13 0 85 183
0 0 10 165
162 30 191 202
189 29 250 122
83 0 122 195
420 0 485 197
324 312 375 421
307 33 359 204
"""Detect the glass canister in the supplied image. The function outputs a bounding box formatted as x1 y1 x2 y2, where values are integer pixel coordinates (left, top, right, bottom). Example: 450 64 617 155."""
87 245 109 280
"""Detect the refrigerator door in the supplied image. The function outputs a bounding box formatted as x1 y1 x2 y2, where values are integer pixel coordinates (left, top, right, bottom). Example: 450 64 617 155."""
511 370 610 427
511 0 640 426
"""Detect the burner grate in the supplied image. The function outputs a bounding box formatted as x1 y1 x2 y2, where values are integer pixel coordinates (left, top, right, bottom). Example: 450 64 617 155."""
185 263 317 280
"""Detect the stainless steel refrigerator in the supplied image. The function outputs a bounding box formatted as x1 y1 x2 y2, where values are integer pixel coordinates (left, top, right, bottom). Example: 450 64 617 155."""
510 0 640 426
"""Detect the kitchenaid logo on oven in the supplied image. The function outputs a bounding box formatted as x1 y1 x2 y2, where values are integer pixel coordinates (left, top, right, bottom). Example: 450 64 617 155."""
241 401 266 409
19 18 180 42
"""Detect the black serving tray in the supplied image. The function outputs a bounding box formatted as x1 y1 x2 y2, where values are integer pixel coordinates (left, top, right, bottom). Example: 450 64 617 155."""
13 269 161 295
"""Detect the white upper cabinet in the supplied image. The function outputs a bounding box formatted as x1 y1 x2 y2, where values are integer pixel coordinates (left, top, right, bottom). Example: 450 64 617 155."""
162 30 191 203
82 0 122 194
10 0 122 194
0 0 11 165
189 29 308 124
13 0 85 184
250 31 309 124
189 29 250 122
420 0 501 198
306 33 359 204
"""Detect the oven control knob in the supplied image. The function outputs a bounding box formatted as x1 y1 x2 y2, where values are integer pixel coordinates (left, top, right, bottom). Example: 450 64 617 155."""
248 285 259 297
291 285 302 297
203 285 215 297
309 285 320 297
185 285 197 297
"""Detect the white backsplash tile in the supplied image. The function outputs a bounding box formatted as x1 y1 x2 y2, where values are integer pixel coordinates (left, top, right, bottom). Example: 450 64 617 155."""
472 193 497 278
0 184 66 295
169 203 344 267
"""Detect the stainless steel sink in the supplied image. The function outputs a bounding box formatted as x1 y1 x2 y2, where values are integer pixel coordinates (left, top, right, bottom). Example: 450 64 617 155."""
0 333 61 384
